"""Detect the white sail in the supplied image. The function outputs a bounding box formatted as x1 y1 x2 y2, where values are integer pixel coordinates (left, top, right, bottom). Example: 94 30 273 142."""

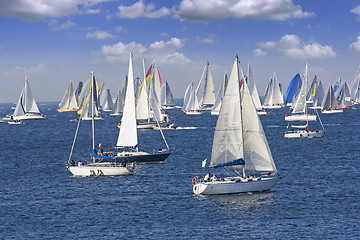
307 75 318 102
116 53 138 148
241 69 277 172
182 83 191 111
112 90 122 115
210 58 243 167
292 64 308 114
14 76 41 116
337 82 351 108
272 73 284 105
80 74 100 119
247 64 262 110
202 62 216 105
312 80 324 107
136 83 149 120
101 88 113 111
58 80 79 111
212 72 227 112
322 85 340 110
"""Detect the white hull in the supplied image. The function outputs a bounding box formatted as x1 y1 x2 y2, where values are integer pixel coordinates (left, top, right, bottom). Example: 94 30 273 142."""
262 105 282 109
284 130 324 138
257 110 267 115
7 120 24 125
81 116 104 120
68 164 133 177
162 106 176 109
285 114 316 121
5 113 46 120
309 106 322 110
322 109 343 114
184 110 202 115
193 176 279 195
210 111 219 115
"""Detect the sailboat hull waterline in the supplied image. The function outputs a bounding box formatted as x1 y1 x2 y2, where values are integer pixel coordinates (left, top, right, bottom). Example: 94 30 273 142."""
284 130 324 138
114 150 172 163
10 113 46 120
193 175 280 195
285 114 316 121
68 164 133 177
322 109 343 114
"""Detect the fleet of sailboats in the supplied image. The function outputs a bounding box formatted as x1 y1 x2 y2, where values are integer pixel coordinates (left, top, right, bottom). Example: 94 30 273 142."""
262 73 284 109
58 80 79 112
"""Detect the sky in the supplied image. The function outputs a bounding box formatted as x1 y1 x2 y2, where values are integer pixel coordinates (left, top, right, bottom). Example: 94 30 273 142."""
0 0 360 103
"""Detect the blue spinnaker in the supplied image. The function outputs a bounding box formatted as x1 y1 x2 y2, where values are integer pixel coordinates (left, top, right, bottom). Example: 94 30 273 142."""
285 73 302 105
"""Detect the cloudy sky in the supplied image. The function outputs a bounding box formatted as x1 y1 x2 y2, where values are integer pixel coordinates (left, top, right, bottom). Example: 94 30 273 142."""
0 0 359 103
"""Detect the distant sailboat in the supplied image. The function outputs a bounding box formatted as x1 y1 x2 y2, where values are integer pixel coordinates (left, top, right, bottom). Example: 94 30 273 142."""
58 80 79 112
99 83 113 112
262 73 284 109
284 73 302 107
161 81 175 109
285 63 316 122
306 75 318 103
183 81 202 115
67 71 133 177
110 90 123 116
211 72 228 116
309 79 324 110
337 82 354 109
322 85 343 114
247 64 267 115
196 61 216 110
3 76 46 121
192 55 279 195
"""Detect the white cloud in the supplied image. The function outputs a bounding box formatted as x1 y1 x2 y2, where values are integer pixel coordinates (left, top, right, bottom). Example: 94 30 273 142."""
253 48 267 57
348 36 360 55
178 0 315 22
198 38 214 44
86 30 114 40
86 8 101 14
0 0 108 20
49 20 76 30
14 64 46 73
351 5 360 21
257 34 336 60
117 1 171 19
94 38 189 65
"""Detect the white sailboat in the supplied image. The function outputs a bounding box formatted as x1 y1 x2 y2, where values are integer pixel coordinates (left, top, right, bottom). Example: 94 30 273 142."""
262 73 284 109
196 61 216 110
67 71 133 177
193 55 279 195
3 76 46 121
309 79 324 110
211 72 228 116
78 75 103 121
99 83 113 112
285 63 316 121
337 82 354 109
322 85 343 114
247 64 267 115
284 63 324 138
183 81 202 115
161 81 175 109
58 80 79 112
114 53 172 163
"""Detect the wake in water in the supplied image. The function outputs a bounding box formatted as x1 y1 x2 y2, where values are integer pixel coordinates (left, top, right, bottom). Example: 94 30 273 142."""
176 127 199 130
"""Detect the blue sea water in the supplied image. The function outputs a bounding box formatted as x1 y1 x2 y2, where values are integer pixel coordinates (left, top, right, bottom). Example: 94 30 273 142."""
0 102 359 239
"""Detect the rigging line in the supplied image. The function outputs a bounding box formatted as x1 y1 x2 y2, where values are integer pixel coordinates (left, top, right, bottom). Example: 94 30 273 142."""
67 118 81 166
315 109 325 132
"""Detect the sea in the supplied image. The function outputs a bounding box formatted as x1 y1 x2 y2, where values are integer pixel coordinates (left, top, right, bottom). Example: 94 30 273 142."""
0 102 359 239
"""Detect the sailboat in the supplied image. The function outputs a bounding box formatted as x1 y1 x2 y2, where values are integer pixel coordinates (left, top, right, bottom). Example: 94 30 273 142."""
337 82 354 109
262 73 284 109
110 89 123 116
113 53 172 163
285 64 316 122
211 72 228 116
196 61 216 110
58 80 79 112
3 76 46 121
67 71 133 177
99 83 113 112
161 81 175 109
182 81 202 115
322 85 343 114
306 75 318 104
284 63 324 138
193 55 279 195
247 64 267 115
309 79 324 110
284 73 302 107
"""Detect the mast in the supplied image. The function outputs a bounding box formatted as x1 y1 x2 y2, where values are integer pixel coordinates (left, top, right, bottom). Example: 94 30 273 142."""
91 71 95 162
238 56 246 178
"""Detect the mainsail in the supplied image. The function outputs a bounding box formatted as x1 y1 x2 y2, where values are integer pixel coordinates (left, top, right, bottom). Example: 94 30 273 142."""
116 53 138 148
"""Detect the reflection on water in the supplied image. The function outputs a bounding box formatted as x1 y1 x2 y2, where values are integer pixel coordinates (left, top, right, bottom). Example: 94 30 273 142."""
200 191 276 210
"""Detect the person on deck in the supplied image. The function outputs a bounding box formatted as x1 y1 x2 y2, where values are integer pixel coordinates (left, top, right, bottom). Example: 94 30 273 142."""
204 173 211 182
211 173 218 182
